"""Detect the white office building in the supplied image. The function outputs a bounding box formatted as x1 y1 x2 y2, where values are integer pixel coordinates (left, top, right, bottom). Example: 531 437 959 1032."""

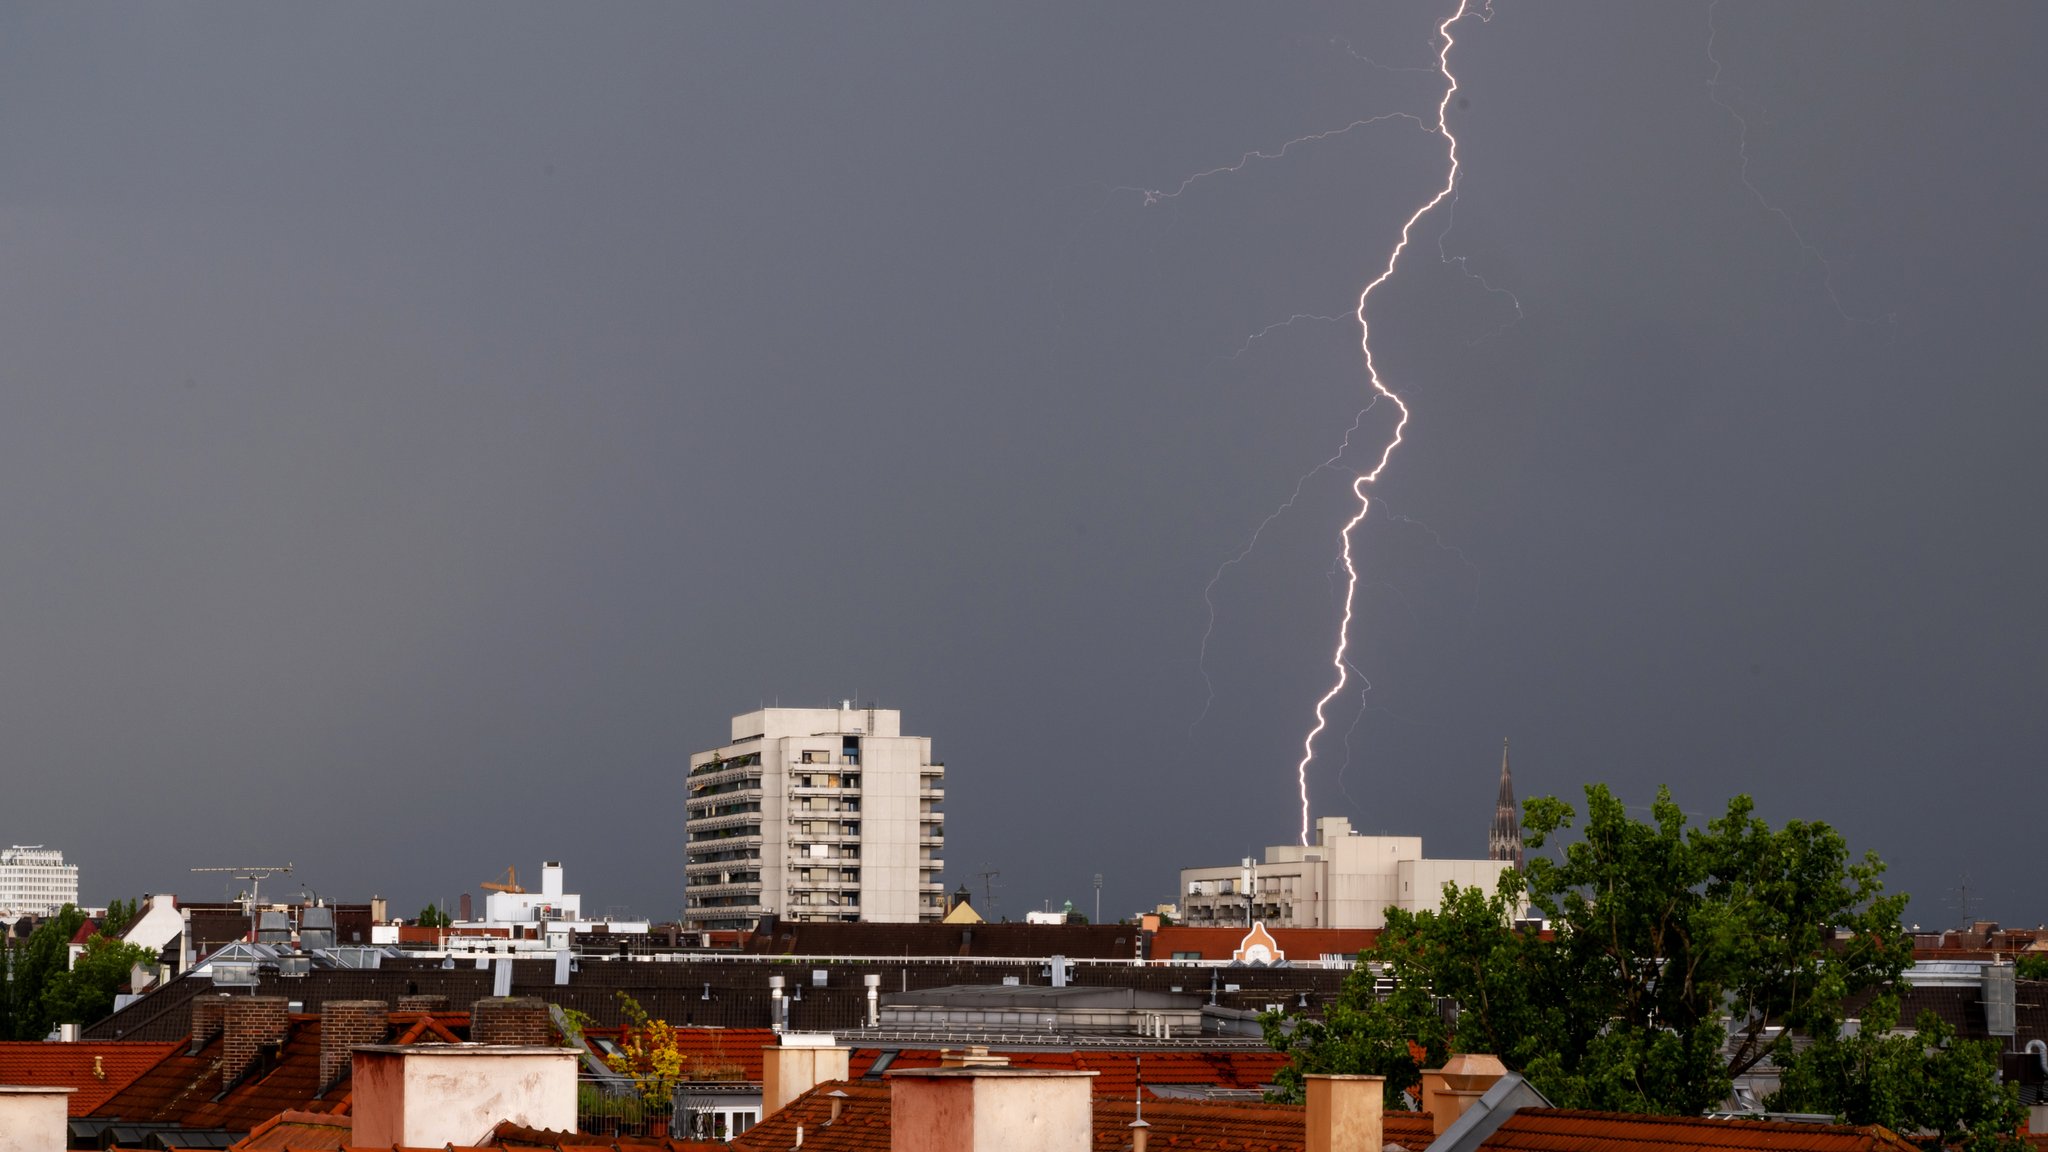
685 705 945 931
0 846 80 917
1180 816 1512 930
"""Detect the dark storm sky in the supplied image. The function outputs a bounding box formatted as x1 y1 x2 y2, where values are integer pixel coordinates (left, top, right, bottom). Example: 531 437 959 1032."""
5 3 2042 929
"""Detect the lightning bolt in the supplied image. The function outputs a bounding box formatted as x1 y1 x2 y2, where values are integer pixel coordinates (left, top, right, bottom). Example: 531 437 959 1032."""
1192 398 1380 735
1705 0 1883 328
1292 0 1483 845
1119 112 1426 206
1226 313 1347 360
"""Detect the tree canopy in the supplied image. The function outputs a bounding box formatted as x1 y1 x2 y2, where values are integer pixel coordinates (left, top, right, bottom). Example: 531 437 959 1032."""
1265 784 2001 1137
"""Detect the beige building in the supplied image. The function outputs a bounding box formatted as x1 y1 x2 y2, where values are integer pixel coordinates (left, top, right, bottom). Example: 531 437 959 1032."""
685 705 945 930
1179 816 1512 930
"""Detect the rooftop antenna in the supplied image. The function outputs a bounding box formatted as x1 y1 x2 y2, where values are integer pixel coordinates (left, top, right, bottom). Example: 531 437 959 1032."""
191 863 293 950
976 867 1000 919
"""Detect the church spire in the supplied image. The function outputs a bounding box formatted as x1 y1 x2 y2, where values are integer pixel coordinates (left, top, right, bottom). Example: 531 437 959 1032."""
1490 738 1522 868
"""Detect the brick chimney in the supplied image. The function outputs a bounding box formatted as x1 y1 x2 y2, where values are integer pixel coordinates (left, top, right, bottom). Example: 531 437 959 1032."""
470 996 550 1045
189 994 229 1052
1422 1054 1507 1135
888 1067 1095 1152
0 1086 74 1152
762 1034 851 1116
320 1000 389 1090
395 994 449 1013
1305 1075 1383 1152
223 996 291 1079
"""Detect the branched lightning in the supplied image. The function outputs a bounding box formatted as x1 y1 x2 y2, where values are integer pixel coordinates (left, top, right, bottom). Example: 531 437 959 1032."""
1291 0 1482 845
1705 0 1883 328
1191 399 1380 735
1119 112 1426 206
1226 313 1348 360
1328 36 1437 74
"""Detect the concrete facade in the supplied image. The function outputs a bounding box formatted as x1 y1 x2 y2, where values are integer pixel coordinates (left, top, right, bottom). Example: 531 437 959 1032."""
1179 817 1512 930
686 706 945 930
0 847 78 917
350 1045 577 1147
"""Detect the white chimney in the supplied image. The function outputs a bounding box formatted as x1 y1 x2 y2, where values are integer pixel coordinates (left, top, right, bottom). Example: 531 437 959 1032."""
0 1086 74 1152
762 1034 850 1117
889 1067 1094 1152
351 1044 576 1146
541 862 564 898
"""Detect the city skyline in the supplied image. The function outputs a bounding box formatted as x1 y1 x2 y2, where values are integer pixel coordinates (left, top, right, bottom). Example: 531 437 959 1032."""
4 3 2043 924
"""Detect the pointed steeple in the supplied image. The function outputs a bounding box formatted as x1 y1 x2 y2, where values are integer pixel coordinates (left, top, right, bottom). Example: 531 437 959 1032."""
1489 738 1522 868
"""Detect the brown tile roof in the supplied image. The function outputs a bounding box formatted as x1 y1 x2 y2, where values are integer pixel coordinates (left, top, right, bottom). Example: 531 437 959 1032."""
727 1077 1439 1152
0 1040 181 1115
232 1109 352 1150
1478 1109 1925 1152
92 1011 468 1134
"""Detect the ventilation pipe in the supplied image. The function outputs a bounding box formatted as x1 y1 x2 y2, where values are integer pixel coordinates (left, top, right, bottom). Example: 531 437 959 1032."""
769 974 787 1032
864 973 881 1028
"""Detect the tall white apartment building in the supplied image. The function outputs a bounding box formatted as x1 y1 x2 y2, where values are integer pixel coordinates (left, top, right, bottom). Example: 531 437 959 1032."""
685 705 945 931
0 846 80 916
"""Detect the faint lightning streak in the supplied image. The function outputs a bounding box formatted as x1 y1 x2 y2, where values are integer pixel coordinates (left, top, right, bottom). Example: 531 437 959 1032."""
1227 313 1347 360
1192 399 1380 735
1705 0 1878 328
1294 0 1477 846
1329 36 1436 74
1436 191 1525 342
1121 113 1426 206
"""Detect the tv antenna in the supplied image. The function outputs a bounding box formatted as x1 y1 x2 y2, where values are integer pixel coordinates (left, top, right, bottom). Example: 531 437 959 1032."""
976 867 1000 919
192 863 293 942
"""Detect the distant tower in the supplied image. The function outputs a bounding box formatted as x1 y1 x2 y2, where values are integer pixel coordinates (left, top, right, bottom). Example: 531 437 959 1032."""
1489 739 1523 868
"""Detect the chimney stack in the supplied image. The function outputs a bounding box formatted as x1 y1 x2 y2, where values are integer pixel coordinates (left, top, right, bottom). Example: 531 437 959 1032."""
395 994 449 1014
351 1044 576 1146
1422 1054 1508 1135
762 1034 851 1117
471 997 551 1045
320 1001 389 1090
223 996 291 1079
888 1066 1095 1152
0 1086 74 1152
189 994 229 1052
1306 1075 1383 1152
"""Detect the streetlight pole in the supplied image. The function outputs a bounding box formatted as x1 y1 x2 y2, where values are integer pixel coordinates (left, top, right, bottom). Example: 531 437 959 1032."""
1093 874 1102 925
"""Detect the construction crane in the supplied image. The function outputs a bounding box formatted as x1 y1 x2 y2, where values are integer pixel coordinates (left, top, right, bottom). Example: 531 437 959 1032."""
481 866 524 894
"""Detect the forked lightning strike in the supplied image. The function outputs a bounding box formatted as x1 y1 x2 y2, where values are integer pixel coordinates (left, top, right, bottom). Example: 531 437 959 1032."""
1119 112 1425 205
1291 0 1483 844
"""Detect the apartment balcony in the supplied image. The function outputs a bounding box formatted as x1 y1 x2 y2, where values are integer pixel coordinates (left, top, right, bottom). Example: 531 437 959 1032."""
685 788 762 813
919 785 945 800
686 812 765 834
685 881 764 899
685 857 760 875
689 758 764 783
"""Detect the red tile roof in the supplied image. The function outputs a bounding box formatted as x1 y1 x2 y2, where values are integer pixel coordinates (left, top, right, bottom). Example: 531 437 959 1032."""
727 1078 1438 1152
233 1109 352 1150
93 1011 468 1133
1479 1110 1925 1152
0 1040 181 1115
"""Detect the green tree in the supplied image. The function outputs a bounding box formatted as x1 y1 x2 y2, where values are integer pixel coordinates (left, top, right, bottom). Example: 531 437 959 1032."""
1769 996 2025 1152
100 898 141 938
39 933 157 1032
416 903 453 928
4 906 87 1040
1267 786 1918 1119
2014 952 2048 982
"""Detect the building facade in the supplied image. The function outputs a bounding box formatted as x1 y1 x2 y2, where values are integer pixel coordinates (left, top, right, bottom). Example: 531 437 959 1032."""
0 846 80 916
1179 817 1511 930
686 705 945 930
